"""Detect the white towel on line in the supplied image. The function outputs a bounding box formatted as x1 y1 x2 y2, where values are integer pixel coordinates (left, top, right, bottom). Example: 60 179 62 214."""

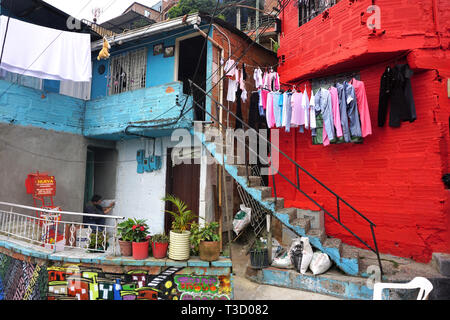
0 15 92 82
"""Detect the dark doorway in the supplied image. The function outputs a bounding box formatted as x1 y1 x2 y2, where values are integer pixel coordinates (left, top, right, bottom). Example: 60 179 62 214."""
164 148 201 234
83 146 117 207
178 35 206 121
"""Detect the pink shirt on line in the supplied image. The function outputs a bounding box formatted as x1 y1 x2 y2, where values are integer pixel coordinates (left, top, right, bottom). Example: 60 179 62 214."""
351 78 372 138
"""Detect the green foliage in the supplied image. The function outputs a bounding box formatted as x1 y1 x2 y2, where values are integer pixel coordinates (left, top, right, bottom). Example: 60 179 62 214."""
190 221 220 255
151 233 169 243
129 218 150 242
88 232 109 252
167 0 217 19
253 237 267 252
163 194 197 233
117 218 135 241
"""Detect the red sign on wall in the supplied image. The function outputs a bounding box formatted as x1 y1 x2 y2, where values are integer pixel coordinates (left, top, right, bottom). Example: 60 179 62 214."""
25 172 56 197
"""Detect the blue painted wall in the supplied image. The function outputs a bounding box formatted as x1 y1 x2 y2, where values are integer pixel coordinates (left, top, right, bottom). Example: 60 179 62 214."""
91 25 213 101
85 81 193 139
0 80 85 134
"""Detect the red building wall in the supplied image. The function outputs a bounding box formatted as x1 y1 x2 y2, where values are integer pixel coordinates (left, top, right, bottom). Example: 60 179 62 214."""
275 0 450 262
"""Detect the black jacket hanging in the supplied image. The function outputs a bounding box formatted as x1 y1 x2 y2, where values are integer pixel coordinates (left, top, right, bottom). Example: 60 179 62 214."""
378 63 416 127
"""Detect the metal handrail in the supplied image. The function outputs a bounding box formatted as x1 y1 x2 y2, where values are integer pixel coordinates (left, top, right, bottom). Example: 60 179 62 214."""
188 79 383 275
0 202 124 256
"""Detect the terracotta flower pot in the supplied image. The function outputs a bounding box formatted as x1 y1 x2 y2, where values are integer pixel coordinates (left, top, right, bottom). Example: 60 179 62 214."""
132 240 149 260
152 242 169 259
199 240 221 261
119 240 132 256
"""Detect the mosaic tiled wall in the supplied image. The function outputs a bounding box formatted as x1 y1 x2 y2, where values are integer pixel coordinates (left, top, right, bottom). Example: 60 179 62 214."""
0 253 232 300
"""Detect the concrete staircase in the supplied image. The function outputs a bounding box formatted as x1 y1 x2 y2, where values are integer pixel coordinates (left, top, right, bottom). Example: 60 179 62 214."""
192 127 361 276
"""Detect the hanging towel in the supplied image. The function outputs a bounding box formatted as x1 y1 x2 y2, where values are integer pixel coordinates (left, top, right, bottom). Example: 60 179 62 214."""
0 15 92 82
290 92 304 127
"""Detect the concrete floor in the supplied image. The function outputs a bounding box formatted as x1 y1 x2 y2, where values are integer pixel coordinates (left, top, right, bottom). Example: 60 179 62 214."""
230 241 341 300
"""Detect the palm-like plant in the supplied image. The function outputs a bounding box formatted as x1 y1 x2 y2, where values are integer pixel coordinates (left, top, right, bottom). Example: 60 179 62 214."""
163 194 197 233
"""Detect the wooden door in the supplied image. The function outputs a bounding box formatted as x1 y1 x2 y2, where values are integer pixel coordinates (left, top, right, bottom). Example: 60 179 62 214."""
164 149 200 234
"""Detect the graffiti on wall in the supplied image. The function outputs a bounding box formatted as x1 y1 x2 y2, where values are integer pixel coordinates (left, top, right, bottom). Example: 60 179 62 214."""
0 253 48 300
47 265 232 300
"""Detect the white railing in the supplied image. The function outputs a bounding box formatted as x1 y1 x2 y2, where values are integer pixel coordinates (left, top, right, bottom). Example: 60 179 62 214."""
0 202 124 256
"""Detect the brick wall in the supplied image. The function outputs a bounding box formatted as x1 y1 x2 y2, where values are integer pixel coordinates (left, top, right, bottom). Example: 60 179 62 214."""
274 0 450 262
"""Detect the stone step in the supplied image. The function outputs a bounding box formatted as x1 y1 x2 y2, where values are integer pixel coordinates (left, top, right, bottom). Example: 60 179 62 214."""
277 207 297 223
262 197 284 210
236 165 247 176
432 253 450 277
341 243 360 260
290 217 311 234
306 228 326 243
323 237 343 255
247 176 262 187
252 186 273 199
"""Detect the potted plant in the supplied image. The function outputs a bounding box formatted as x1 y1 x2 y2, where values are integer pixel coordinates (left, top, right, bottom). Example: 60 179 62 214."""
151 233 169 259
190 221 221 262
87 232 109 253
130 218 150 260
163 194 197 261
249 237 269 269
117 218 134 256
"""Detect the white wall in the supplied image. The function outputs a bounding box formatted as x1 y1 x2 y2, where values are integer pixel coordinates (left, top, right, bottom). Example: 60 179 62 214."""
114 138 167 235
112 133 216 235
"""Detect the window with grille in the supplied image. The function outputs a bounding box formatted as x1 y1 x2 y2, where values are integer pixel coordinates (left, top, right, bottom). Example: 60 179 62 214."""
108 47 147 95
297 0 340 27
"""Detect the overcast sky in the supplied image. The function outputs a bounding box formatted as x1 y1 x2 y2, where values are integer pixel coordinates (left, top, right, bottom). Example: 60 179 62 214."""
43 0 161 24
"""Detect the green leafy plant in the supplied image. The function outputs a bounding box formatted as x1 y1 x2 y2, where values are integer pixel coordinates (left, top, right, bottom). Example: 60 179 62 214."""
129 218 149 242
151 233 169 243
253 237 267 252
163 194 197 233
190 221 220 255
88 232 109 252
117 218 135 241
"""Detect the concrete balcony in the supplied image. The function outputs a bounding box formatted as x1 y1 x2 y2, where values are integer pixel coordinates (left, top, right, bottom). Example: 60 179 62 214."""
84 81 193 140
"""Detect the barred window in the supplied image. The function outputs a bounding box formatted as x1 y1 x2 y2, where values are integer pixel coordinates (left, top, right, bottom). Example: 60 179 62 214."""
297 0 340 27
108 47 147 95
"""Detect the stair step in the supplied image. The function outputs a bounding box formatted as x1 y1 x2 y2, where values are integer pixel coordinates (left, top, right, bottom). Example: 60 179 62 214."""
290 217 311 234
262 197 284 210
236 165 247 176
306 228 326 243
277 207 297 223
248 176 262 187
323 237 343 254
341 244 360 260
252 186 273 199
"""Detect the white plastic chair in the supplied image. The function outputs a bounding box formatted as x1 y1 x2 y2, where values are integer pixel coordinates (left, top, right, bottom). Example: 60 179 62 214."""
373 277 433 300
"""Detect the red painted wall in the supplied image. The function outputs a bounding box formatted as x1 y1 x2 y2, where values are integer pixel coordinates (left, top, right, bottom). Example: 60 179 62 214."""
275 0 450 262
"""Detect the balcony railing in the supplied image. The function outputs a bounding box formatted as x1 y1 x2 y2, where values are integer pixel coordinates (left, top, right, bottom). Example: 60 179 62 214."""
297 0 341 26
0 202 124 255
241 15 277 32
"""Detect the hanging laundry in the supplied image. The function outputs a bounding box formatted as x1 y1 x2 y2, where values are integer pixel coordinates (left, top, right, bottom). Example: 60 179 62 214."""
343 81 362 139
291 91 304 127
236 88 243 129
261 89 269 110
351 78 372 137
239 67 247 103
266 91 276 128
378 64 416 127
282 92 293 132
249 92 264 129
254 67 263 88
329 86 343 139
315 88 335 146
0 15 92 82
227 78 239 102
309 91 317 135
272 92 283 128
335 83 351 142
258 90 265 116
224 59 237 79
302 89 310 130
